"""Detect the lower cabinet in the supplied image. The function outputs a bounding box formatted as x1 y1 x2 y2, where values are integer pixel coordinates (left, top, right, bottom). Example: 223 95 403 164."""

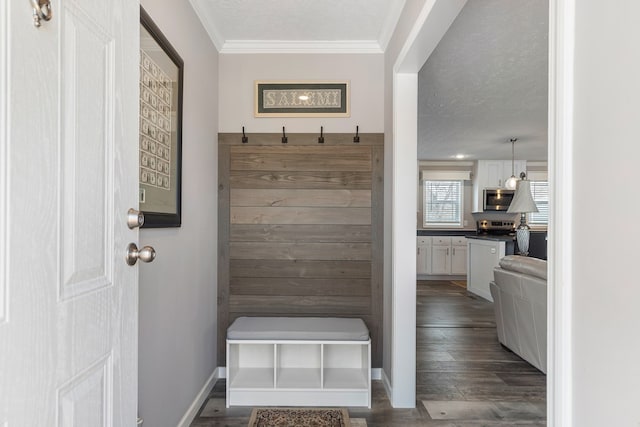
467 238 506 301
431 238 451 274
227 340 371 408
418 236 468 276
451 241 468 275
417 237 432 275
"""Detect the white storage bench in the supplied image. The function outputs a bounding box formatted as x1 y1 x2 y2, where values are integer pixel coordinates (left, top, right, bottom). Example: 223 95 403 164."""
226 317 371 408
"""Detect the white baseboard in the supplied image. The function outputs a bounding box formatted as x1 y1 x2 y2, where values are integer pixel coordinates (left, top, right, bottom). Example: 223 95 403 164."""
176 368 219 427
217 366 380 380
381 369 392 401
371 368 382 380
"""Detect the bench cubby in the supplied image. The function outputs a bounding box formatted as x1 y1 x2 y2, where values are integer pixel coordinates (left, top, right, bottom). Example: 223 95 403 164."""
226 317 371 408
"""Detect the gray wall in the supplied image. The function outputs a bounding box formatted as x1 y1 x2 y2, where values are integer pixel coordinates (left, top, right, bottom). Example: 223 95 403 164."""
138 1 219 426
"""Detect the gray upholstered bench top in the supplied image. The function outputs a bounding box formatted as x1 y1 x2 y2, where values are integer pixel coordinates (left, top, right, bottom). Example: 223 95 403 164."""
227 317 370 341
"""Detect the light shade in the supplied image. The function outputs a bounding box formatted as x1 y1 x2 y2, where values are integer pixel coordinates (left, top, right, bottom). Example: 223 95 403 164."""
504 175 518 190
507 180 539 213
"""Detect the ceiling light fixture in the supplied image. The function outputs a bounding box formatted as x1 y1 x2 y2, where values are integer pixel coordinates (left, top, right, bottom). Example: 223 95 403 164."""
504 138 518 190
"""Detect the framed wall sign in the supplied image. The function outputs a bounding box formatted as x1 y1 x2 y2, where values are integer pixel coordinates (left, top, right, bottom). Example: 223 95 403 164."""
139 7 183 227
255 81 350 117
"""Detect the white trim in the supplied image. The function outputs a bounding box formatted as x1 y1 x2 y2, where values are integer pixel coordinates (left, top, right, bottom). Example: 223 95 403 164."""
386 0 466 409
176 368 220 427
220 40 383 54
394 0 467 73
527 170 548 181
548 0 574 426
371 368 382 380
217 366 227 378
0 0 8 324
381 369 392 399
390 72 417 408
188 0 224 51
420 170 471 181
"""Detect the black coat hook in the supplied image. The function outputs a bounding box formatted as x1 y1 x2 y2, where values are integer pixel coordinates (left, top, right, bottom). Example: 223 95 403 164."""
353 125 360 143
318 126 324 144
281 126 288 144
242 126 248 143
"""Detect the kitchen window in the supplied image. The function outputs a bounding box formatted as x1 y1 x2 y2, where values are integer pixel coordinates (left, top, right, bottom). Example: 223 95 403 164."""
423 180 463 227
529 180 548 225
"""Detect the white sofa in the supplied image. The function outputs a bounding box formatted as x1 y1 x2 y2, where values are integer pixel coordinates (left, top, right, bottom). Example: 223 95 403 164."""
490 255 547 373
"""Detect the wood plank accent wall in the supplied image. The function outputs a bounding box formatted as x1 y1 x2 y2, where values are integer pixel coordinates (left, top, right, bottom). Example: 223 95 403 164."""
218 133 384 367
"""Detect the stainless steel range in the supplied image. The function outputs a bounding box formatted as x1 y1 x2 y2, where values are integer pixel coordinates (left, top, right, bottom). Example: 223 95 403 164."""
476 219 515 235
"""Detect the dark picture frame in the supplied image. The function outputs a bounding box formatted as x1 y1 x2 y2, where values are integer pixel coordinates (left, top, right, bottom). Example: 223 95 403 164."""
255 81 350 117
139 7 183 227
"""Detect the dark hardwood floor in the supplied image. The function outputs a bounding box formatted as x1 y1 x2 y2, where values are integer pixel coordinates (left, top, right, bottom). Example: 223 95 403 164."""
190 280 546 426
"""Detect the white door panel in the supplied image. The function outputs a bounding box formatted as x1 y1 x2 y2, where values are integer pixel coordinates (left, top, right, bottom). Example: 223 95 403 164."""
1 1 139 425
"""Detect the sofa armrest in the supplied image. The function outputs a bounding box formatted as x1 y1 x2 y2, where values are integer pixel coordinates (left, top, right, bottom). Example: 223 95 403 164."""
499 255 547 280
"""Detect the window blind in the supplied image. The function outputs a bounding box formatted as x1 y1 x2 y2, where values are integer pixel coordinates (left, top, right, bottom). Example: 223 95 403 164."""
423 180 463 226
529 181 549 224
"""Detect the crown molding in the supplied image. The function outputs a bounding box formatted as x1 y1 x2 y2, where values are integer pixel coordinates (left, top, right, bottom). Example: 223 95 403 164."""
189 0 224 52
378 0 406 51
220 40 384 54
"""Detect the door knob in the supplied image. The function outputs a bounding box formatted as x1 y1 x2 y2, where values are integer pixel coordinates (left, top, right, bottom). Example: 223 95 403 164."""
126 243 156 266
127 208 145 229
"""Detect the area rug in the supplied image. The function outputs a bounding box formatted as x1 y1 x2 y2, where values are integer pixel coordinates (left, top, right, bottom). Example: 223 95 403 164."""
248 408 352 427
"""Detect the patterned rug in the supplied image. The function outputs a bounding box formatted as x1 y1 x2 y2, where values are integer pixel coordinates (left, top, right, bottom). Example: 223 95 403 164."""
248 408 356 427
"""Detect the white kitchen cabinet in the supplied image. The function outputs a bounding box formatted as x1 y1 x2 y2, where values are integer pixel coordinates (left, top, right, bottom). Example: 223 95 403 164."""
478 160 527 188
467 238 507 301
417 237 432 275
451 237 468 275
473 160 527 211
418 236 467 276
431 237 452 274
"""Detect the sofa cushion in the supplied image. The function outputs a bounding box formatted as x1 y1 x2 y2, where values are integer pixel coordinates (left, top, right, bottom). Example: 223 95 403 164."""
499 255 547 280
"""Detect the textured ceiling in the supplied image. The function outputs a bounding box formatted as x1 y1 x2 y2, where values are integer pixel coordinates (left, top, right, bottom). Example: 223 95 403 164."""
418 0 549 161
189 0 406 52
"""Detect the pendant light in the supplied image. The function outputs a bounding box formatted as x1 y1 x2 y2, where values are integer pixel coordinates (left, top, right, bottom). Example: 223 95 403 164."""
504 138 518 190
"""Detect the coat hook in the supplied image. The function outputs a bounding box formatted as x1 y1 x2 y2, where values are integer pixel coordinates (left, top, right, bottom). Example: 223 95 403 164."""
242 126 248 143
353 125 360 143
281 126 288 144
318 126 325 144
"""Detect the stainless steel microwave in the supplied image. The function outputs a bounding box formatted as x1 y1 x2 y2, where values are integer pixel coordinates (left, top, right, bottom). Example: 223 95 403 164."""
483 188 515 211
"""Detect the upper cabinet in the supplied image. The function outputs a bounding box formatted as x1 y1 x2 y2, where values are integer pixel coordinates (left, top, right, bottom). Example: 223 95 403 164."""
478 160 527 188
473 160 527 211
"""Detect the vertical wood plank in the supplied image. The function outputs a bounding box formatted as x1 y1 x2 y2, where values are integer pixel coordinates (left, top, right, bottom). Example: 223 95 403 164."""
218 134 384 367
370 145 384 367
217 144 230 365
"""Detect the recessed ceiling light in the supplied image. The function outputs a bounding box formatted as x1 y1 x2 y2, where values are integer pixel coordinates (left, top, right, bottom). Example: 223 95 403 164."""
454 154 466 159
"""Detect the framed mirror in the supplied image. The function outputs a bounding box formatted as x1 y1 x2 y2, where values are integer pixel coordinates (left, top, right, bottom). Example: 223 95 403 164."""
139 7 183 227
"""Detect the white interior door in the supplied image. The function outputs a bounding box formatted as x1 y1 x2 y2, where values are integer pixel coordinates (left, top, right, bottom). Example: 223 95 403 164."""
1 1 140 425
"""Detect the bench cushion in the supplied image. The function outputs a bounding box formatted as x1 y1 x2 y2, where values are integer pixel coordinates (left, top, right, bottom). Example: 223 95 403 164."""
227 317 370 341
